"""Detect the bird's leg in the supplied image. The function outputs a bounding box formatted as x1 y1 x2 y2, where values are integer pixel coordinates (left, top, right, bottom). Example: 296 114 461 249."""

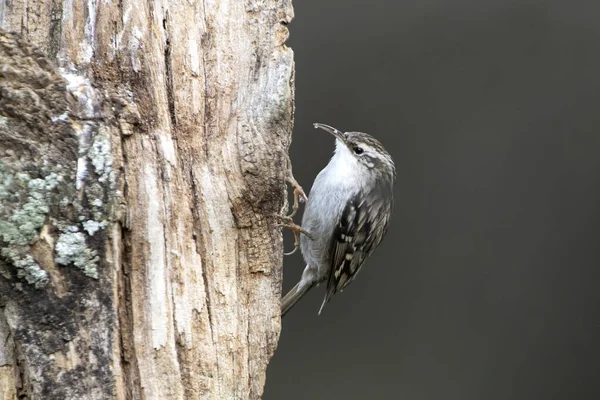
276 170 310 255
276 215 313 255
282 173 310 252
285 175 308 219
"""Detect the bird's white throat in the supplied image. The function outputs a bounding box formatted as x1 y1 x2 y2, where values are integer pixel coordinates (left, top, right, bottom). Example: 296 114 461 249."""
320 139 365 188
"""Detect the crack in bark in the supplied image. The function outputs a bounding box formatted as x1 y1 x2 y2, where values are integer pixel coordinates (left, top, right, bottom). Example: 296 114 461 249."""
117 144 141 399
172 307 188 399
188 167 203 258
200 255 216 367
188 166 218 382
117 240 139 399
200 0 211 159
2 330 10 352
188 164 219 387
163 12 176 128
14 342 27 399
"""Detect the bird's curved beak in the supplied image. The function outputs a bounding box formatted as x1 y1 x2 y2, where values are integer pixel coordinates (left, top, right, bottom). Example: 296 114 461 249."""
313 123 346 143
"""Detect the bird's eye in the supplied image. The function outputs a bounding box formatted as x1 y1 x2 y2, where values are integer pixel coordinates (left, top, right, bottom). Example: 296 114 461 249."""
353 146 364 155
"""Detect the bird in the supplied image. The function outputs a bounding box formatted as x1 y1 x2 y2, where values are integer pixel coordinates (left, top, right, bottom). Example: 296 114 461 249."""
281 123 395 316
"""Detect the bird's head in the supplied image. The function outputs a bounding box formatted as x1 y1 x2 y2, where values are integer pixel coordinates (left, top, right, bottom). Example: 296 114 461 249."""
313 123 396 181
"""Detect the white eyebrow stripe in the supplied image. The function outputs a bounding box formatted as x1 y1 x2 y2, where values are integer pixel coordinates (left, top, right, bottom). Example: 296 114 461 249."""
356 144 377 155
361 144 388 162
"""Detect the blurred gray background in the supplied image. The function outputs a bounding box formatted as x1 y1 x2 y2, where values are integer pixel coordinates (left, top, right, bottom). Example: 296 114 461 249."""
265 1 600 399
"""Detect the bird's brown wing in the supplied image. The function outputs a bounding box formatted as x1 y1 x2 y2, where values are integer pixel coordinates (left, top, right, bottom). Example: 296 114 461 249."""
319 192 390 314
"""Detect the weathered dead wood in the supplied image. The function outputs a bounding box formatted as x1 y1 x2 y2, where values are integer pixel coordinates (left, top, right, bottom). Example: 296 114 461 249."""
0 0 294 398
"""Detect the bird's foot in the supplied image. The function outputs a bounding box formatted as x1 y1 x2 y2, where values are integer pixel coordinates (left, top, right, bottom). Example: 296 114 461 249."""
276 215 312 255
284 175 308 219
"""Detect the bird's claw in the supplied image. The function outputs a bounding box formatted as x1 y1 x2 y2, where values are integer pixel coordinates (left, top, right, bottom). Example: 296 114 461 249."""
277 172 310 254
285 176 308 218
276 215 312 256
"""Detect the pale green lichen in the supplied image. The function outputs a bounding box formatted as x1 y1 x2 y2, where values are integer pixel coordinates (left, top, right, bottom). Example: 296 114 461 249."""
55 229 99 279
87 128 113 184
0 170 14 201
13 255 49 288
0 171 61 287
0 72 115 288
84 182 106 221
0 174 62 245
91 198 103 207
82 220 106 236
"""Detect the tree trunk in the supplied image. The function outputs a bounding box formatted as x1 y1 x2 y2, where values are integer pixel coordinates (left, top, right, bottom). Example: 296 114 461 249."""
0 0 294 398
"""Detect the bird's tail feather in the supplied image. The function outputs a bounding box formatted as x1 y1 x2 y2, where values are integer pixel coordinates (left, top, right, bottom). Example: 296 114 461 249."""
281 281 315 317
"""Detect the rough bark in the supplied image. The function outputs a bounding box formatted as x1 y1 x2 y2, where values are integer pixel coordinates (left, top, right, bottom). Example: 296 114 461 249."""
0 0 294 398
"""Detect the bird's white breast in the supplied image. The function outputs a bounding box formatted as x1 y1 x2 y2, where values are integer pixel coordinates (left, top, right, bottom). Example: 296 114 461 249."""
299 140 368 277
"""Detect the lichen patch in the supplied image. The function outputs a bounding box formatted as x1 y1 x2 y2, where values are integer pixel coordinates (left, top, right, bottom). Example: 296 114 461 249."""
54 230 99 279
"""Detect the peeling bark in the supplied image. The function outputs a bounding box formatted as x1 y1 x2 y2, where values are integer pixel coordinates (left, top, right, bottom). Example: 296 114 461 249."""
0 0 294 398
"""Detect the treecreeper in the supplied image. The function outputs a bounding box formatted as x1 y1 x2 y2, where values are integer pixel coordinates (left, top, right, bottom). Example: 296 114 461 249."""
280 123 396 316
